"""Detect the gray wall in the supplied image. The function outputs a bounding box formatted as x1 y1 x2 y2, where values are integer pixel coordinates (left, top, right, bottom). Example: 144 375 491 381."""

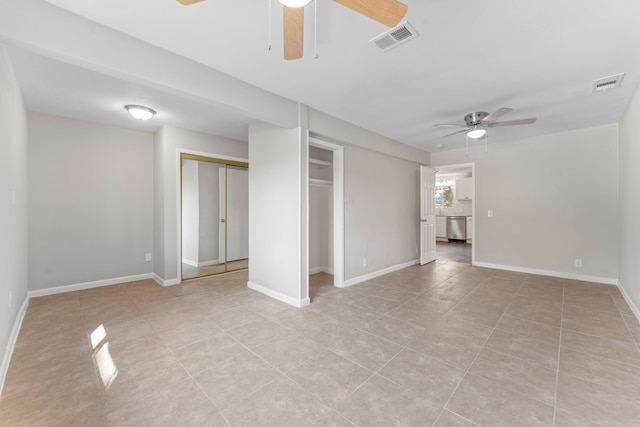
432 124 619 282
619 83 640 314
153 125 247 282
0 45 29 393
28 112 154 290
248 121 306 303
309 185 331 273
197 162 221 264
344 145 421 280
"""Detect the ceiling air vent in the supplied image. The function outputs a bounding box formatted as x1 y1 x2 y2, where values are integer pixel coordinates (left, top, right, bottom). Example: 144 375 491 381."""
370 21 419 52
592 73 625 93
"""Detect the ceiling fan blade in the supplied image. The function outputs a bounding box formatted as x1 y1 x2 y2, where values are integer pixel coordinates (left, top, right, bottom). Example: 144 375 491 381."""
176 0 206 5
283 6 304 60
434 123 467 128
489 118 537 127
482 107 513 124
431 129 469 141
333 0 408 27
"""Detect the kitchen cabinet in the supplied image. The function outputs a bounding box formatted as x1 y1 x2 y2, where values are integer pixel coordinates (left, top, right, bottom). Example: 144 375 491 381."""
436 217 447 240
466 217 473 242
455 178 474 201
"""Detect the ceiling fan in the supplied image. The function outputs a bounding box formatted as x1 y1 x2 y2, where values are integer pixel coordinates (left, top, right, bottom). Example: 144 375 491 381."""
433 108 537 141
177 0 409 60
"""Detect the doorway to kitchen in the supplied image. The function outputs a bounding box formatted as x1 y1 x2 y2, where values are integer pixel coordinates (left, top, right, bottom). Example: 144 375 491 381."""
434 162 475 265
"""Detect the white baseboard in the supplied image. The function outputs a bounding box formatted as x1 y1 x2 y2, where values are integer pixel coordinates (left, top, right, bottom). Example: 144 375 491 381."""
182 258 222 268
247 281 310 308
340 259 419 288
473 261 618 285
153 274 181 287
0 295 29 399
28 273 155 298
181 258 198 267
309 266 333 275
617 280 640 323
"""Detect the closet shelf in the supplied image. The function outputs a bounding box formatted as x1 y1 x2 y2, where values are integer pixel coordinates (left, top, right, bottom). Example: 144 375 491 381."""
309 178 332 186
309 158 331 167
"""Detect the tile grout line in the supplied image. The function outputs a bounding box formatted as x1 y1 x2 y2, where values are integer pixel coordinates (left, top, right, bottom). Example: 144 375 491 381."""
551 279 566 427
429 274 528 427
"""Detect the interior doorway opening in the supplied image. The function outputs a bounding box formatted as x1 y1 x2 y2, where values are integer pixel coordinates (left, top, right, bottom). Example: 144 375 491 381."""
180 153 249 280
433 162 475 266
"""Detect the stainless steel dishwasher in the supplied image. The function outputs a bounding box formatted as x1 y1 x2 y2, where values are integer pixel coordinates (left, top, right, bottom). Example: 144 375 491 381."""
446 216 467 242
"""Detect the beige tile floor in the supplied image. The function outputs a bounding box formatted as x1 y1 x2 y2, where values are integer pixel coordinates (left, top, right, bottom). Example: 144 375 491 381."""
437 241 472 264
2 260 640 426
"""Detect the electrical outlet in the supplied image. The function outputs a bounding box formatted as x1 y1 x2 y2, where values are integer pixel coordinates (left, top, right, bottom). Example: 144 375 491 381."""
488 210 494 217
574 259 582 268
145 253 152 262
363 258 368 268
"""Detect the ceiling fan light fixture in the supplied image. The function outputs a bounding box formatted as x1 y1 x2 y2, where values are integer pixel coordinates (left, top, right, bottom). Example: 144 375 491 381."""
279 0 312 7
125 105 156 121
466 127 487 139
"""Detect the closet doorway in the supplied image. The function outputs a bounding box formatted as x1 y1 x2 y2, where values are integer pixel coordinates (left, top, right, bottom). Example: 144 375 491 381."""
308 137 344 298
180 154 249 280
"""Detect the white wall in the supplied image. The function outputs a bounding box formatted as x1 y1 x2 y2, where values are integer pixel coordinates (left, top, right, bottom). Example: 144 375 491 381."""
248 121 307 305
153 125 247 283
619 83 640 314
344 145 421 280
432 124 619 282
0 45 29 396
28 112 154 290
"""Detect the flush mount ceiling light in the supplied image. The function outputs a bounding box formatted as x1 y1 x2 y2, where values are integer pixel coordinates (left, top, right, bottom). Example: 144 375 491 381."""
279 0 312 7
466 127 487 139
124 105 156 121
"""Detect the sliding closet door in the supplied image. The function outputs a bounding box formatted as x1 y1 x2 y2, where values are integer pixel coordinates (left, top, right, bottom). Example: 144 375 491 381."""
181 154 248 280
225 165 249 272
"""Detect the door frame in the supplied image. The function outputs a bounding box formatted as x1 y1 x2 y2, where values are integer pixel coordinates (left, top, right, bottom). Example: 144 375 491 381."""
432 161 476 265
308 136 345 288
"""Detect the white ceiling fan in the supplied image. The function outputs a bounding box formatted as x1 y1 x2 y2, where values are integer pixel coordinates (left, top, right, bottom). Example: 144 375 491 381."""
433 108 537 141
177 0 409 60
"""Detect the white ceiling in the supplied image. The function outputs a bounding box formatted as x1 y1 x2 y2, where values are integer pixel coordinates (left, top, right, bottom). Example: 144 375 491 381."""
11 0 640 151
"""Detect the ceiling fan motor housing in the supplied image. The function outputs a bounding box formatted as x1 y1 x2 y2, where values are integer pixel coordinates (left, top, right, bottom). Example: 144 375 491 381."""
464 112 489 126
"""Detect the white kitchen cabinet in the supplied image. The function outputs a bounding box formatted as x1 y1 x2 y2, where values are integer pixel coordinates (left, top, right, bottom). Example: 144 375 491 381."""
455 178 474 201
436 217 447 240
466 217 473 242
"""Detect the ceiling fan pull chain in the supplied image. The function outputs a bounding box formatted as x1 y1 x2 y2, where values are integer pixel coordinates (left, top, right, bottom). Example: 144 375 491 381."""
465 134 469 157
485 133 488 154
314 0 319 59
268 0 272 51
